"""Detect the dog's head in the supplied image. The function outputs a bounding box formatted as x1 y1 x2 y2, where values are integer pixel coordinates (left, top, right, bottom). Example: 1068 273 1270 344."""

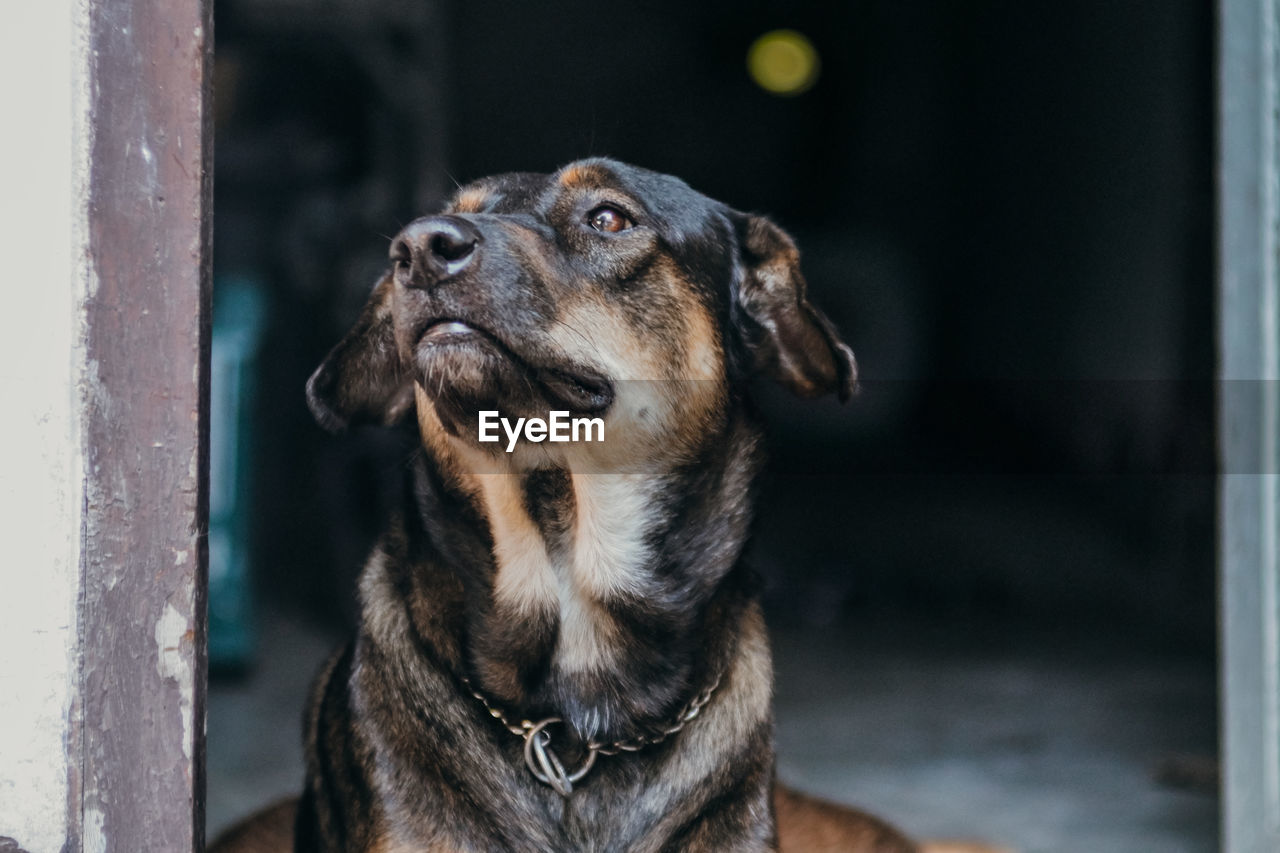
307 158 856 469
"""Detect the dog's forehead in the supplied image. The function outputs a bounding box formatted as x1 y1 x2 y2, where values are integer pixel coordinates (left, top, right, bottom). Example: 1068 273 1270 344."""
450 159 726 235
449 172 547 214
574 159 725 233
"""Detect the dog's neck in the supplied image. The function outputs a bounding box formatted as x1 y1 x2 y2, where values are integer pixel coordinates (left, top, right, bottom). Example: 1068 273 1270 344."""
400 397 764 743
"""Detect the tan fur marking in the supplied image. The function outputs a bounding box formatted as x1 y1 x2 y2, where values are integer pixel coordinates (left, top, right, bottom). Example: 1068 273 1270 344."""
550 294 725 473
478 473 560 617
558 163 597 187
414 386 485 496
569 473 653 599
552 587 617 672
775 787 916 853
451 187 490 213
550 297 664 380
678 288 725 386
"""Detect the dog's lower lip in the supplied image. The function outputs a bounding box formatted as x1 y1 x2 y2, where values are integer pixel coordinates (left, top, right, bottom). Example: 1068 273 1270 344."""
422 320 479 341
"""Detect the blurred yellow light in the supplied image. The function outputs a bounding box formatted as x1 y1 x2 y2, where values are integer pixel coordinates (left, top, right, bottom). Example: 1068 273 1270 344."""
747 30 820 96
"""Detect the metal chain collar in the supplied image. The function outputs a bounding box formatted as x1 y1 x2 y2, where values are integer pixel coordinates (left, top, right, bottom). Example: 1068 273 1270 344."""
461 673 723 796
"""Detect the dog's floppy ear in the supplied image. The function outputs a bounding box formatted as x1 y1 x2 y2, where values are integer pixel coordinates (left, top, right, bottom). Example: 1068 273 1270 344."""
306 272 414 432
730 213 858 401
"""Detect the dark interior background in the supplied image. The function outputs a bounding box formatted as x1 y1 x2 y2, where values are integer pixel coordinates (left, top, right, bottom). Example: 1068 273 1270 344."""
210 0 1215 666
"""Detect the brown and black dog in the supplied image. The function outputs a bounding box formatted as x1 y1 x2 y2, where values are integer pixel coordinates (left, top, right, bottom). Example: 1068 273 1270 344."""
211 160 1000 853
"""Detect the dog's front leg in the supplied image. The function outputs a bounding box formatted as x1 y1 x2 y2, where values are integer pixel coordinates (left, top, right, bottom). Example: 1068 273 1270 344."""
295 644 380 853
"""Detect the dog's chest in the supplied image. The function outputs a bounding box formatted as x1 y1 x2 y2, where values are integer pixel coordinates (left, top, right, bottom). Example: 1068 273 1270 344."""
481 471 659 673
375 771 747 853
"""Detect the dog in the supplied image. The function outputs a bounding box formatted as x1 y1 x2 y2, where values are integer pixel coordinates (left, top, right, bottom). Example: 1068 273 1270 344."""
211 159 1001 852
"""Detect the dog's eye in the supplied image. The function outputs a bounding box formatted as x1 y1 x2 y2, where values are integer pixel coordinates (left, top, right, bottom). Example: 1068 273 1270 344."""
587 205 633 234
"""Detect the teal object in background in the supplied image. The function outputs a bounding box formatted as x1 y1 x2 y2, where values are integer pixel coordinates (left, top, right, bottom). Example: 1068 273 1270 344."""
209 275 267 670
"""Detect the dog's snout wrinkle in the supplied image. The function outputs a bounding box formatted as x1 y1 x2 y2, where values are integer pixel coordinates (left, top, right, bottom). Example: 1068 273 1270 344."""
397 215 481 287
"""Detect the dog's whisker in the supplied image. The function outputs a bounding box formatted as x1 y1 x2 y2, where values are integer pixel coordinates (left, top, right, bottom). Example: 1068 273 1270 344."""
558 319 599 352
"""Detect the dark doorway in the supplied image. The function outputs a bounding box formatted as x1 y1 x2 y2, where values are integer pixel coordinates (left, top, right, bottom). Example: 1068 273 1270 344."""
208 3 1217 848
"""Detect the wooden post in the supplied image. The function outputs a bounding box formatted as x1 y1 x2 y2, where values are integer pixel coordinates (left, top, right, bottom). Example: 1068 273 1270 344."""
1220 1 1280 851
79 1 213 850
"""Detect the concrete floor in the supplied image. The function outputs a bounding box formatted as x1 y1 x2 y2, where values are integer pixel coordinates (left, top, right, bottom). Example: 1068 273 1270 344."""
771 619 1217 852
208 610 1218 852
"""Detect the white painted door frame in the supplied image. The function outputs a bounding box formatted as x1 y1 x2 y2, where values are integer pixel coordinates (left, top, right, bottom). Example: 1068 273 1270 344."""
1220 2 1280 851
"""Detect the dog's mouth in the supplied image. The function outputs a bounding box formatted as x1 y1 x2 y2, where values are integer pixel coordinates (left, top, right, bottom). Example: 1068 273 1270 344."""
418 319 615 415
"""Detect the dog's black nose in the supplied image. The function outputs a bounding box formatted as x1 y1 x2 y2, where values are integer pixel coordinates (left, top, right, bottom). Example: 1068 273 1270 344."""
392 216 481 286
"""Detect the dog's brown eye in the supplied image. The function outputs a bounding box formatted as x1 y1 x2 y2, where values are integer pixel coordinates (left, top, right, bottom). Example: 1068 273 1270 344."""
587 205 633 233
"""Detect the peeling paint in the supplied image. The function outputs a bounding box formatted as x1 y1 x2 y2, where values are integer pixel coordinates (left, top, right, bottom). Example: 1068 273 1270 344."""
83 807 105 853
72 0 211 846
154 602 194 760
